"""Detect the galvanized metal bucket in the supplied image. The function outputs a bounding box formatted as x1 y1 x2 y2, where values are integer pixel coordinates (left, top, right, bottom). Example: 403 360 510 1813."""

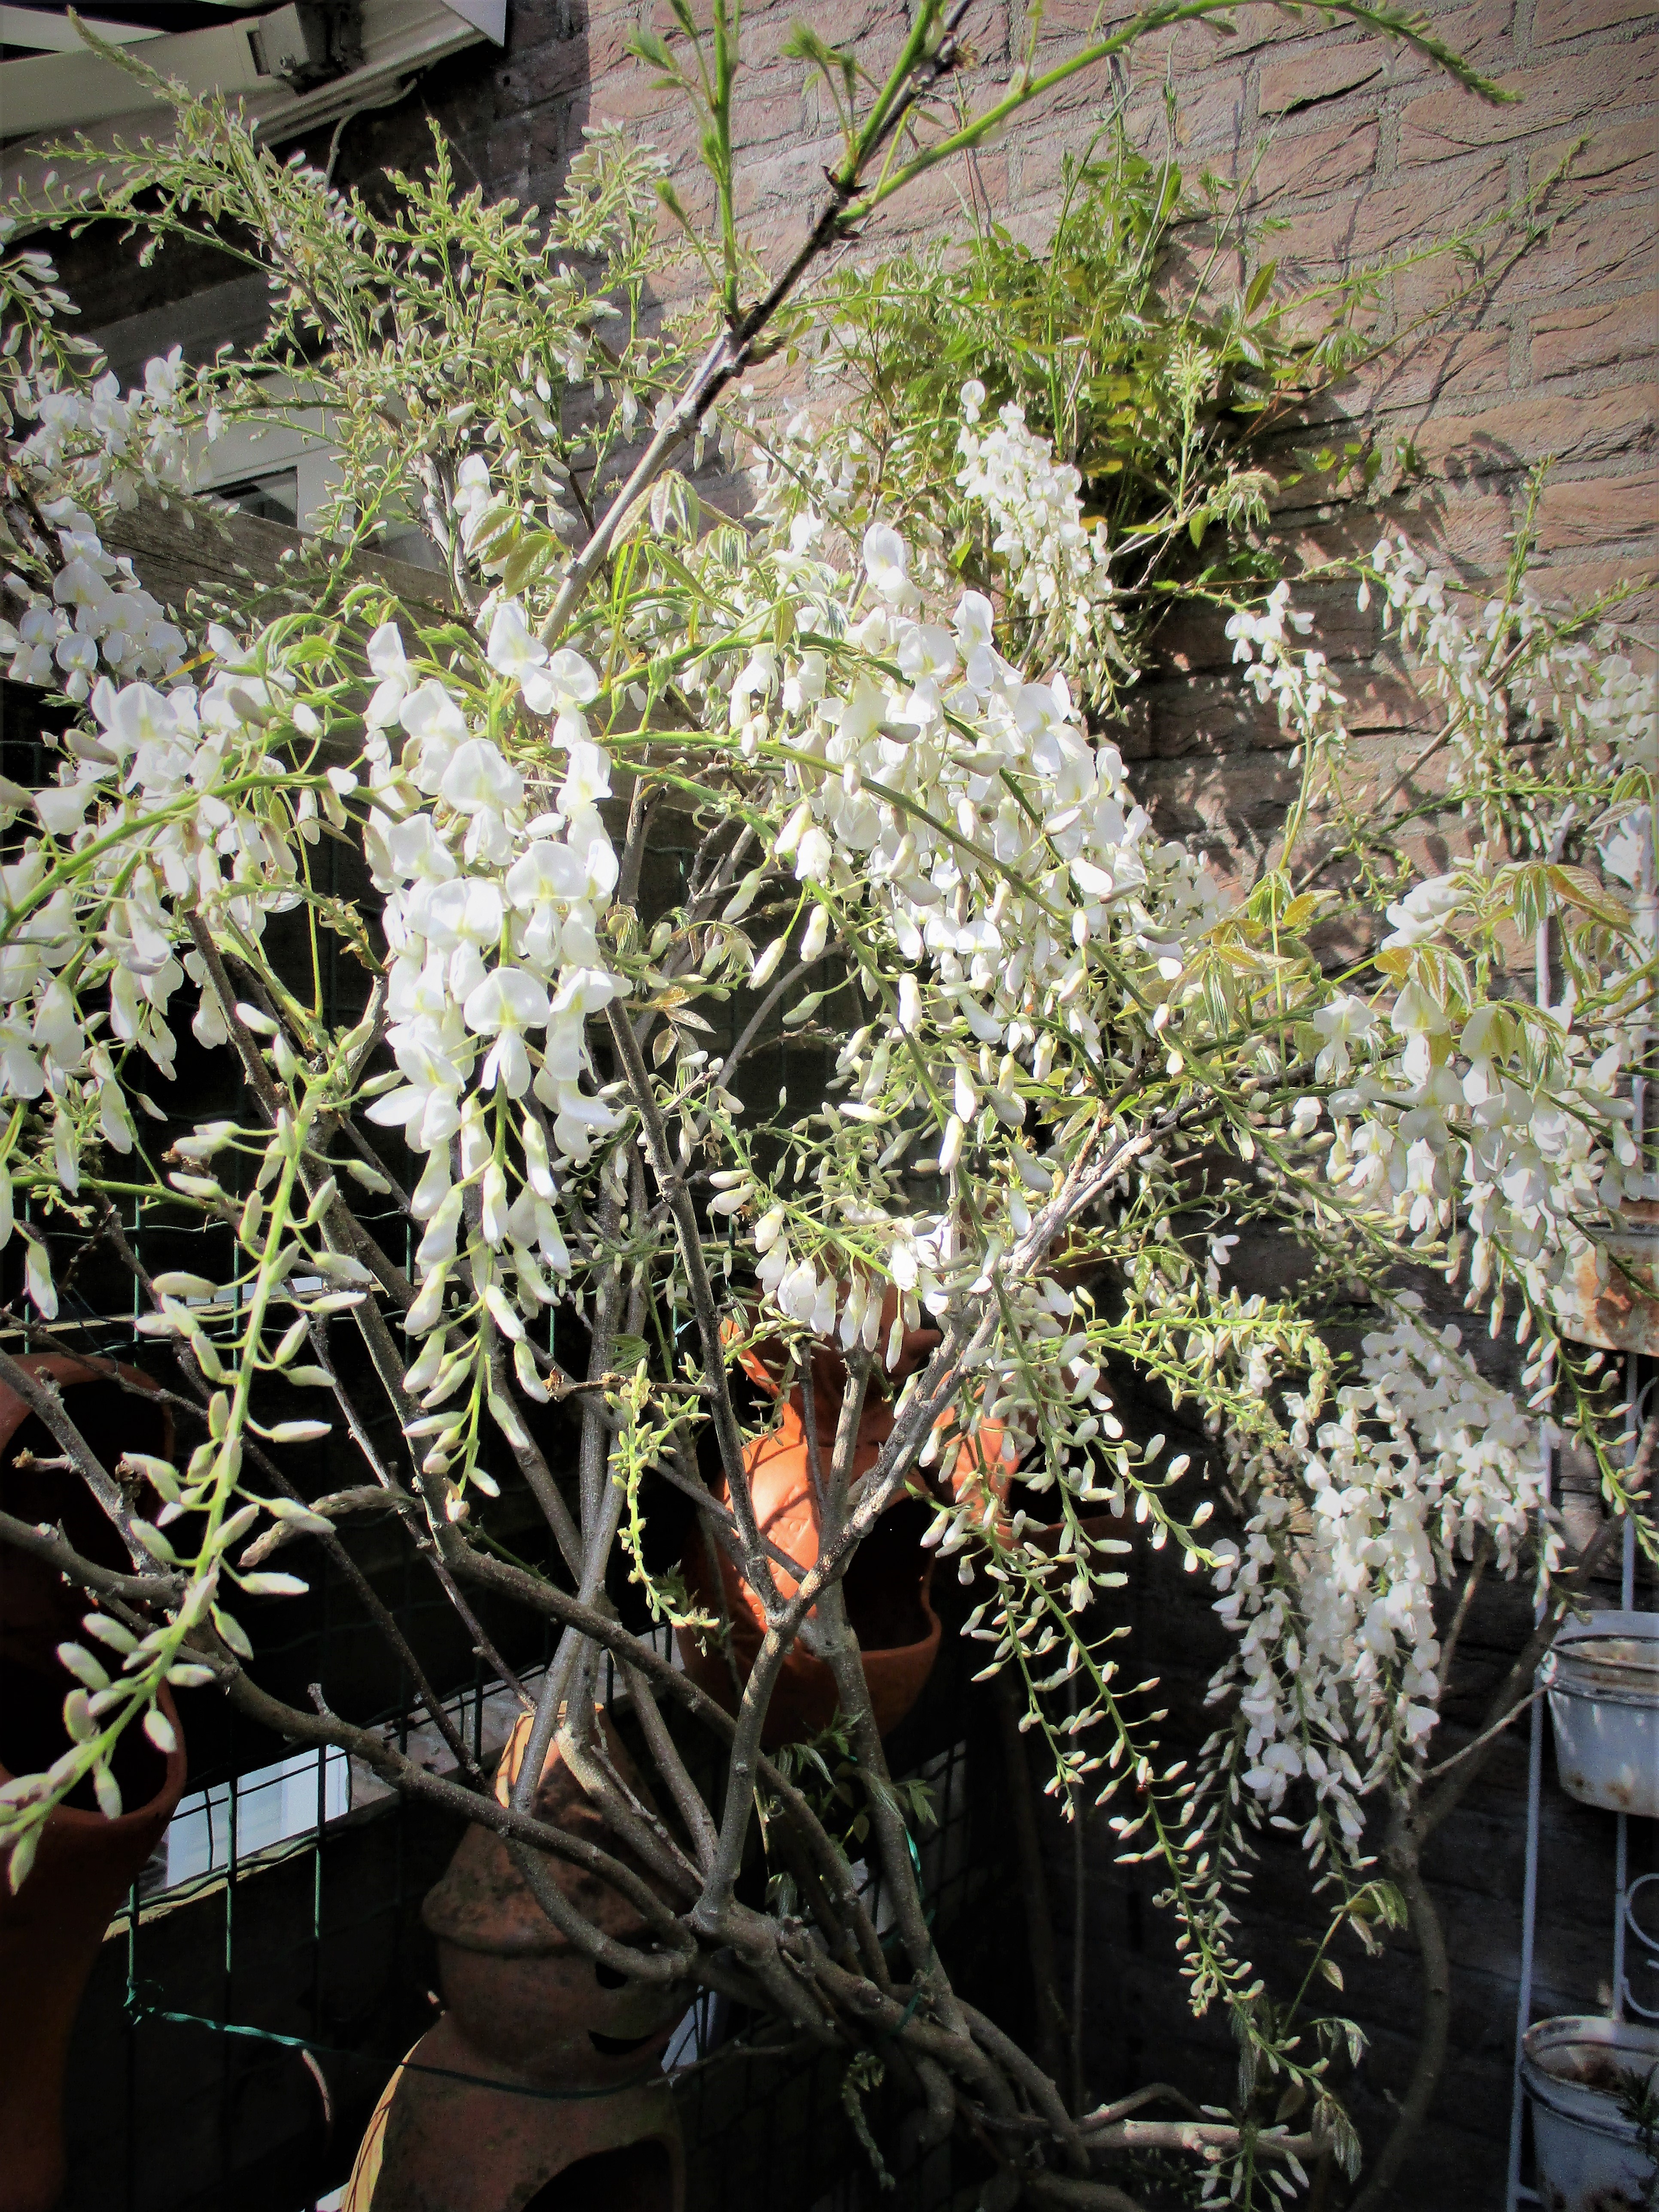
1539 1612 1659 1820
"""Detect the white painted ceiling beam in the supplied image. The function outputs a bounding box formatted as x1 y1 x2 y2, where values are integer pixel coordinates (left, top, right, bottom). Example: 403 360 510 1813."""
0 7 161 52
1 1 502 215
1 12 274 134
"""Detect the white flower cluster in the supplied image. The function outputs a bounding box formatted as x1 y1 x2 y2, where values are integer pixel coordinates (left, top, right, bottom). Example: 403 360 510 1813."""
709 510 1218 1337
1224 579 1347 753
1207 1310 1559 1849
12 344 198 489
1367 533 1658 846
0 638 326 1309
1 305 209 699
1323 971 1633 1349
954 383 1126 706
1 498 187 701
1225 551 1653 1343
361 604 632 1413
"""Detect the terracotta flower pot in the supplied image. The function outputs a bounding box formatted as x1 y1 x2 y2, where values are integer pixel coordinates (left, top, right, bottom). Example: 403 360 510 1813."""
425 1711 686 2087
675 1314 1005 1748
346 1710 685 2211
0 1357 185 2212
341 2018 683 2212
676 1400 944 1748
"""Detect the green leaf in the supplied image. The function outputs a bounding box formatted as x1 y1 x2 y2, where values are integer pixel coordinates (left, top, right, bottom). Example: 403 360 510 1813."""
501 530 560 598
629 28 674 71
1244 260 1277 316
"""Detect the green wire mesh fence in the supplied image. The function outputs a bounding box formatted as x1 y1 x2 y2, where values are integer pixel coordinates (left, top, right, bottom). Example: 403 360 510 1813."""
1 677 1039 2211
66 1609 1024 2212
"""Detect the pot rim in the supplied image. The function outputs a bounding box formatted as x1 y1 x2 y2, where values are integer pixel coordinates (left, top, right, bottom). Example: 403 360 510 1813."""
0 1679 187 1839
1538 1613 1659 1706
0 1350 165 1459
1520 2013 1659 2145
1556 1610 1659 1644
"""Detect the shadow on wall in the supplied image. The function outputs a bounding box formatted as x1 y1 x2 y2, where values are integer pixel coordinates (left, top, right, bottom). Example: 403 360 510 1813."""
1116 367 1637 914
317 0 596 248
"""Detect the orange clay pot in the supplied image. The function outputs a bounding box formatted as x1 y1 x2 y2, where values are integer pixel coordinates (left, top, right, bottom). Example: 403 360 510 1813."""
345 1709 685 2211
0 1357 185 2212
677 1398 944 1747
675 1312 1008 1749
341 2014 683 2212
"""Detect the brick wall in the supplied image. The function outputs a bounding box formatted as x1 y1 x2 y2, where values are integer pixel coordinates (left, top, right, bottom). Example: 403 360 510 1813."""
36 4 1659 2205
234 0 1651 896
55 0 1656 652
454 0 1657 588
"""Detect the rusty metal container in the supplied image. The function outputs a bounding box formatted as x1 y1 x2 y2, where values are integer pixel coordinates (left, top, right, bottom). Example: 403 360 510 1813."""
1540 1611 1659 1819
1553 1205 1659 1355
1521 2014 1659 2212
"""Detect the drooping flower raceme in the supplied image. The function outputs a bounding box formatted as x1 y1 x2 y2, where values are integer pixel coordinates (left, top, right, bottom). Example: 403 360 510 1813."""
955 398 1126 706
1204 1308 1559 1856
1 234 206 699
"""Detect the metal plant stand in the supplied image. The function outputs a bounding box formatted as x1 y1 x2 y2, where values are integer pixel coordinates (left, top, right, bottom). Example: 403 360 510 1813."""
1504 1455 1657 2211
1506 848 1659 2206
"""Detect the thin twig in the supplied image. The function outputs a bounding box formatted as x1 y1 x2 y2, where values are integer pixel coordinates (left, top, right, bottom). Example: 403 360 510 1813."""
1420 1683 1545 1783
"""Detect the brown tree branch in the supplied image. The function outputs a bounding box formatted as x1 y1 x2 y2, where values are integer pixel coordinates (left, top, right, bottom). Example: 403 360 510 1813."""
0 1344 153 1570
1343 1810 1449 2212
0 1504 179 1607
